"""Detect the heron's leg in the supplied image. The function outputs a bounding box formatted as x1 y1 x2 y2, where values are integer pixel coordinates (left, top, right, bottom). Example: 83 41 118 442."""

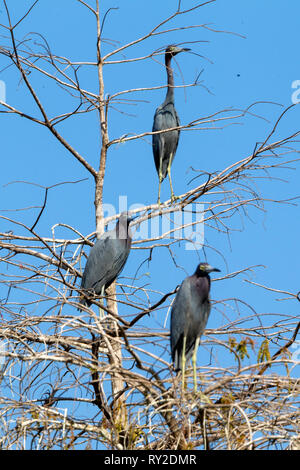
157 154 164 206
192 337 200 393
167 155 178 204
98 285 105 320
181 335 187 392
157 175 162 206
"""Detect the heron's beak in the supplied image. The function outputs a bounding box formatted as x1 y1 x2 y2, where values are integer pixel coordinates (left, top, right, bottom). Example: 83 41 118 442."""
206 265 220 273
173 47 191 55
176 47 191 54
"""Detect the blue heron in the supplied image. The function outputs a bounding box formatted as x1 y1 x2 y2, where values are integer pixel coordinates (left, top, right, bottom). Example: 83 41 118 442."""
170 262 220 391
152 45 190 204
78 212 135 310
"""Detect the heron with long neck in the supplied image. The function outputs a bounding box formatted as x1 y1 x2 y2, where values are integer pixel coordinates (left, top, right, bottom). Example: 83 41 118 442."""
152 45 190 204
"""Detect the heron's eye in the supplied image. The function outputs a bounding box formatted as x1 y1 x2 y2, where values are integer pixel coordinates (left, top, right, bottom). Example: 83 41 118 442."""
199 264 206 271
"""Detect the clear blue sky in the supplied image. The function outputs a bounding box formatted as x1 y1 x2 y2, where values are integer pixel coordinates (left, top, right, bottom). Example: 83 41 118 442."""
1 0 300 376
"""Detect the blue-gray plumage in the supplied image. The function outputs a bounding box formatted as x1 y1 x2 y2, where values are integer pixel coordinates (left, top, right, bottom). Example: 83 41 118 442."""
152 45 190 204
170 262 220 390
79 212 134 309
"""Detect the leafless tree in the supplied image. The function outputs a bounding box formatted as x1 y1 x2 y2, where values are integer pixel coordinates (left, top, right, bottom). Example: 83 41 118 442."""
0 0 299 450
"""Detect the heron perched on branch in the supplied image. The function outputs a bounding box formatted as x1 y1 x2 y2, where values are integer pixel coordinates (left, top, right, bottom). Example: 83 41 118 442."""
170 262 220 392
152 45 190 204
78 212 135 310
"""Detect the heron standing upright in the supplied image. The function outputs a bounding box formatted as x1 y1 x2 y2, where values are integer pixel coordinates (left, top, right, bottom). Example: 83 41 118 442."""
152 45 190 204
170 262 220 392
78 212 135 310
